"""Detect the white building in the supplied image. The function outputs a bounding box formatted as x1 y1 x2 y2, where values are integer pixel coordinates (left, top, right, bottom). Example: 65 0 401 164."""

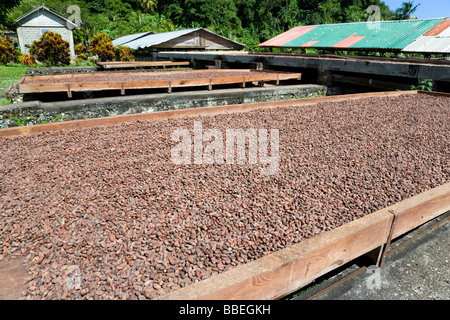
16 5 78 60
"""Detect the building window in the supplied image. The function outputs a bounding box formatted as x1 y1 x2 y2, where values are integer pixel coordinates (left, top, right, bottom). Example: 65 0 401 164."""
40 28 51 36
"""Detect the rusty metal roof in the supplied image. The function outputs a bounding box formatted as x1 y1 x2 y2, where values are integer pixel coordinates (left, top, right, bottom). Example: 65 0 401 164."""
259 18 447 51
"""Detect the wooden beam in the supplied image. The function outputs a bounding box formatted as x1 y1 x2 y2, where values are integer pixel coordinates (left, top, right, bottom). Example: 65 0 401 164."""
97 61 191 69
16 71 302 95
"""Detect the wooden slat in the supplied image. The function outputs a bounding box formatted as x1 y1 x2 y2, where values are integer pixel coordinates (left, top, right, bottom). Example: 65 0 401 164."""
5 84 14 99
98 61 190 69
17 83 68 94
16 71 303 95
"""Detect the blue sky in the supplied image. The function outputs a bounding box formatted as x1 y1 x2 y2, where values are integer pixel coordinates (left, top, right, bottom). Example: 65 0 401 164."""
382 0 450 19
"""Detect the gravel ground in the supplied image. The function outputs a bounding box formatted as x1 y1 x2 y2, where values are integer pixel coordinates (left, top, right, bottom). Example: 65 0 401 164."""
0 94 449 300
22 70 281 85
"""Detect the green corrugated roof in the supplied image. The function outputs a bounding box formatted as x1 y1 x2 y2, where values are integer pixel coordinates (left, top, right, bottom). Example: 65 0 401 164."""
261 18 446 50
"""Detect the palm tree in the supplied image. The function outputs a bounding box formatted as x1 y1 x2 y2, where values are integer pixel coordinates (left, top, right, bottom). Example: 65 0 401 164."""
394 1 420 20
140 0 157 13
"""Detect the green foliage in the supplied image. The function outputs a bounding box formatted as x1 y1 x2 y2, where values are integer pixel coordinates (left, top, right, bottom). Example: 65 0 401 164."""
140 0 158 12
394 1 420 20
0 33 20 65
115 46 135 61
30 31 71 66
0 0 21 29
74 43 88 62
5 0 398 50
129 12 176 34
11 116 35 127
0 64 29 81
89 32 115 62
0 99 12 105
411 79 433 91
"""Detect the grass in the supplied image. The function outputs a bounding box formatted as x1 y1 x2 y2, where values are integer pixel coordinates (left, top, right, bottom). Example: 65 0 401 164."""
0 60 96 83
0 99 12 105
0 63 29 81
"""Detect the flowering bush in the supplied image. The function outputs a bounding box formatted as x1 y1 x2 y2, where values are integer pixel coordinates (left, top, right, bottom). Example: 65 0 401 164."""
30 31 70 66
115 46 135 61
19 54 36 66
89 33 115 62
74 43 88 62
0 33 19 65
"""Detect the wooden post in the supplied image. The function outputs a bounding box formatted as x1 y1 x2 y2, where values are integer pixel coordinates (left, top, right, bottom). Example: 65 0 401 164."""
67 84 72 98
240 77 246 88
121 83 125 95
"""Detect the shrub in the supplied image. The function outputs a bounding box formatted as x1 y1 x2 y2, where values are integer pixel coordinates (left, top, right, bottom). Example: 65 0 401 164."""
19 54 36 66
0 33 20 65
74 43 88 62
30 31 70 66
89 33 115 62
115 46 135 61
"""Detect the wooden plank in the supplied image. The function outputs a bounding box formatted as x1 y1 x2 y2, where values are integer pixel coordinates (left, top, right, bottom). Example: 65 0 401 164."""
5 84 14 99
17 71 302 95
158 182 450 300
0 91 417 138
390 185 450 239
417 90 450 98
98 61 190 69
17 83 68 94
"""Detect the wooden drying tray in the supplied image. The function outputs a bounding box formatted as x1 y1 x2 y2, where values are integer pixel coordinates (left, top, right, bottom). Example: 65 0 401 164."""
96 61 191 69
10 69 302 98
0 90 449 300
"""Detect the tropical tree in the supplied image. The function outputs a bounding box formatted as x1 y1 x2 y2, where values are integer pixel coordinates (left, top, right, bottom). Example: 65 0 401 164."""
141 0 158 12
0 0 21 28
394 1 420 20
129 12 176 33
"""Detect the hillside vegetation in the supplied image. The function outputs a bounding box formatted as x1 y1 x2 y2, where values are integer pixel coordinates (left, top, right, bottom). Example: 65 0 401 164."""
2 0 397 50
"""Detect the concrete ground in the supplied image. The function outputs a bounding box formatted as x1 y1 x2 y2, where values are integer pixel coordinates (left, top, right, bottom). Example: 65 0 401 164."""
292 211 450 300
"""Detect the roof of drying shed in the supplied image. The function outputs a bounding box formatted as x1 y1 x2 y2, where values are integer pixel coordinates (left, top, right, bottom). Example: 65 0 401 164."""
403 19 450 53
259 18 447 51
112 28 246 51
